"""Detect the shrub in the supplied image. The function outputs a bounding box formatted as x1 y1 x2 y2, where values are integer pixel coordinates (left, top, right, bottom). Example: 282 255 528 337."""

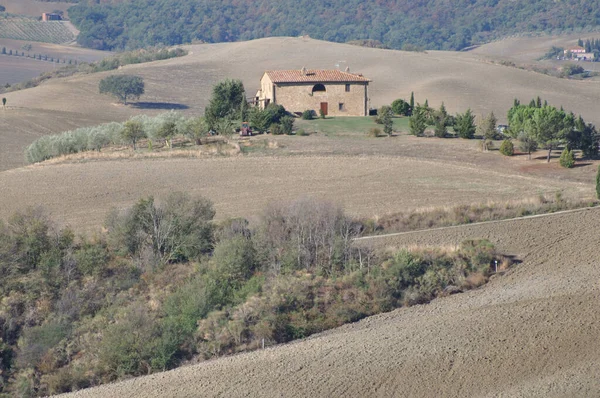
270 123 282 135
280 116 294 135
296 129 309 136
367 128 381 138
499 139 514 156
559 148 575 168
319 108 326 119
301 110 314 120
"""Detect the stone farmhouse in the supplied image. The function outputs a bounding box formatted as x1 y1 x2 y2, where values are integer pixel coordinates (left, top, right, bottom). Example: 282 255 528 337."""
42 13 62 21
256 68 371 117
563 45 594 60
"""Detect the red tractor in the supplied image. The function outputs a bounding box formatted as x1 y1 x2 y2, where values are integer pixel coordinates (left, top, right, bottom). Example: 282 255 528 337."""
240 122 253 136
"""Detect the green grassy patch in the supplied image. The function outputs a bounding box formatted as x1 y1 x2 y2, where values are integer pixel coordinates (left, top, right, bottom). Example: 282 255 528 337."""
296 116 410 136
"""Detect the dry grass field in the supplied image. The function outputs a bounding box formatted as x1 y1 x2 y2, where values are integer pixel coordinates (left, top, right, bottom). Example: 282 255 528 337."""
1 146 592 232
0 38 108 84
60 207 600 397
0 38 107 63
0 55 59 85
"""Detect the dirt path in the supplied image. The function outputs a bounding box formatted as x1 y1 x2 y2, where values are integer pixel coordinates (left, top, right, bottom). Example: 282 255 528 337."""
60 207 600 398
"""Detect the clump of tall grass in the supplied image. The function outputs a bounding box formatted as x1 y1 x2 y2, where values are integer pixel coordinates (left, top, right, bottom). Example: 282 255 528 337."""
361 194 597 234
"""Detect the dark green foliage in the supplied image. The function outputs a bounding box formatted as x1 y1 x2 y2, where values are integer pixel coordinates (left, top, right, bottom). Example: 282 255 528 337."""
250 104 288 133
477 112 498 140
205 79 246 126
99 75 144 104
432 103 451 138
18 322 70 369
121 119 145 150
454 109 476 139
378 106 393 136
391 98 410 116
499 139 514 156
518 132 538 160
280 116 294 135
301 110 314 120
561 63 585 77
540 46 564 60
67 0 600 51
506 99 578 162
408 105 427 136
559 148 575 168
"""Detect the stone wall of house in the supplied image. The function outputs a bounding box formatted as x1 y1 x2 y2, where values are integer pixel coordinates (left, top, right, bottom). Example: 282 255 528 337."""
274 82 368 116
260 75 275 107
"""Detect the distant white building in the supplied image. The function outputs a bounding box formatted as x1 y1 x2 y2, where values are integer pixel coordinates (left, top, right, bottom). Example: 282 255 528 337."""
564 46 594 60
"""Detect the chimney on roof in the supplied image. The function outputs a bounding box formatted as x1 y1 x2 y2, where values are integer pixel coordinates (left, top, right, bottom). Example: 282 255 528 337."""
345 66 350 72
301 66 307 75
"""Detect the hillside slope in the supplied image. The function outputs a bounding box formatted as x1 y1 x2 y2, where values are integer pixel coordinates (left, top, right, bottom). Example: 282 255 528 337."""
67 0 600 51
60 208 600 397
2 37 599 171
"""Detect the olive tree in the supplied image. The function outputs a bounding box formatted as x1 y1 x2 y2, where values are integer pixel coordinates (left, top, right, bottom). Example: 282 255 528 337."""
121 119 146 149
99 75 145 105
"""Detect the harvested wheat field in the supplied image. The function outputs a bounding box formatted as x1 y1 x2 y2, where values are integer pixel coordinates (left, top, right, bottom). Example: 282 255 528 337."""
0 134 594 233
2 36 600 171
59 207 600 397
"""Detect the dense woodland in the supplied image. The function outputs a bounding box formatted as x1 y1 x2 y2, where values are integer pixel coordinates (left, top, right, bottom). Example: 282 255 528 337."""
66 0 600 51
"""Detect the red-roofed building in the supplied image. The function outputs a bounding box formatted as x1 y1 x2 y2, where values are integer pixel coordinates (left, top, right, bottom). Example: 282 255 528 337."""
257 68 371 116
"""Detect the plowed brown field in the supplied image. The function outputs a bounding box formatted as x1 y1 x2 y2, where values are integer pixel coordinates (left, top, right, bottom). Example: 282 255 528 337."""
60 207 600 397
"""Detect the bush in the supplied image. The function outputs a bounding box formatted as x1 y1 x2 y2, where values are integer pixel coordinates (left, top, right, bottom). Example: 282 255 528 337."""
559 148 575 168
319 108 326 119
280 116 294 135
270 123 282 135
499 139 514 156
296 129 309 136
301 110 314 120
367 128 381 138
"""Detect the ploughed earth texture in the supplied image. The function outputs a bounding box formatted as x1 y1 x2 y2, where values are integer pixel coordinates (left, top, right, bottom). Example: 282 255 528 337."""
60 208 600 397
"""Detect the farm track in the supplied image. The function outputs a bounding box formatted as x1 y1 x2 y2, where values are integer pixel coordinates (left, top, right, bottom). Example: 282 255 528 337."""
355 206 596 242
61 207 600 397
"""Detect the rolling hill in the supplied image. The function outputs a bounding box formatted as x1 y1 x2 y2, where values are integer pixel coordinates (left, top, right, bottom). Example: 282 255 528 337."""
67 0 600 51
2 37 600 171
0 35 599 397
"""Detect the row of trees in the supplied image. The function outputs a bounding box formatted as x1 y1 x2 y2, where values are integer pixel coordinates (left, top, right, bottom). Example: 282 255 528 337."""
0 194 501 396
406 100 481 139
385 94 598 167
1 47 75 64
505 98 598 161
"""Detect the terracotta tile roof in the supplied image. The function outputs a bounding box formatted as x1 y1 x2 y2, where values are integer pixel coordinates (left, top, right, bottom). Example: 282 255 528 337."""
265 69 370 83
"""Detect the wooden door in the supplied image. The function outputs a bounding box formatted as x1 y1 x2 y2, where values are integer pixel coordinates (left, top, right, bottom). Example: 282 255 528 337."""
320 102 328 116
